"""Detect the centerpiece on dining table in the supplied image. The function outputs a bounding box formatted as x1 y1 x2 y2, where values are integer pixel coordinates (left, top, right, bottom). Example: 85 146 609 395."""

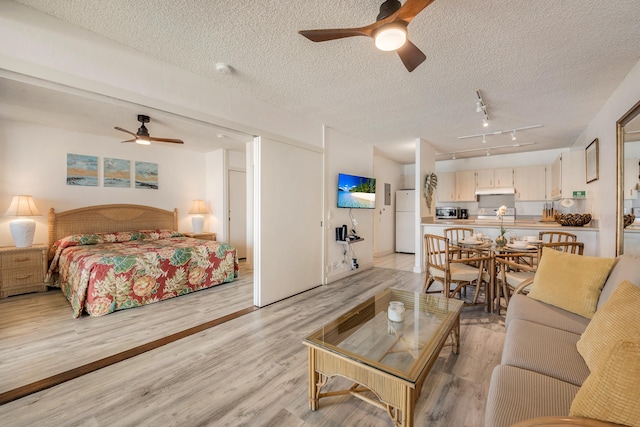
495 205 508 246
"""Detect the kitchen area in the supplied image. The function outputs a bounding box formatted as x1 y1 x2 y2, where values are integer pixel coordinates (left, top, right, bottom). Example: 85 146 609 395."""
418 153 602 256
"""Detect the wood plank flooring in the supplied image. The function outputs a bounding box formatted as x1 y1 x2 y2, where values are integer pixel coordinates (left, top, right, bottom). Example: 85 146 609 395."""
0 254 505 426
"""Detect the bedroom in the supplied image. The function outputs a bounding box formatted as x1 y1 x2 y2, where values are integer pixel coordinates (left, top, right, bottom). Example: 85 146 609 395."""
1 1 640 425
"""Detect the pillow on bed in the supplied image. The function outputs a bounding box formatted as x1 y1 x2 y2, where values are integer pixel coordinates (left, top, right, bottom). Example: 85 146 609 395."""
137 229 183 240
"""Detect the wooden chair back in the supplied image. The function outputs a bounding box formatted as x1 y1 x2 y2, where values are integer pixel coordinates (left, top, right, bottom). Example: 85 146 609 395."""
538 231 577 244
540 241 584 255
443 227 474 244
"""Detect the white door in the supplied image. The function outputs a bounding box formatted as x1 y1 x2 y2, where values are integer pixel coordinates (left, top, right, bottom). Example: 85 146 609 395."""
228 170 247 259
253 137 323 306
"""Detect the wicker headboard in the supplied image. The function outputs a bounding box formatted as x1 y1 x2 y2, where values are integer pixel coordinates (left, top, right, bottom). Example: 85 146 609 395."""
48 204 178 258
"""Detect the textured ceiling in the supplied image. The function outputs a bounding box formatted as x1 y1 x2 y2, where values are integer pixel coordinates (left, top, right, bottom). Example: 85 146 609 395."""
7 0 640 162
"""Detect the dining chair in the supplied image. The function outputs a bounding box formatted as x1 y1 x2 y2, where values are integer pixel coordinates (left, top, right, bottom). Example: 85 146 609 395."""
443 227 475 260
538 231 577 243
496 241 585 313
424 234 490 305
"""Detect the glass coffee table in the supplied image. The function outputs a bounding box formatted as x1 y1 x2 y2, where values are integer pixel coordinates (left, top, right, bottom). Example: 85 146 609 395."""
303 288 463 427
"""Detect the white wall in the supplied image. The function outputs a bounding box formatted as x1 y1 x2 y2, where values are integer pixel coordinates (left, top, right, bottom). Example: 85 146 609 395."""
205 150 225 238
324 127 375 283
373 155 404 257
0 119 206 246
572 58 640 256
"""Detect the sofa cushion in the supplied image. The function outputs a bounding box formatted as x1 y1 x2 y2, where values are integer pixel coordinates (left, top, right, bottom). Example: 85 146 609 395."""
597 254 640 310
505 294 590 335
501 319 590 386
570 338 640 427
527 248 617 319
577 280 640 372
485 365 580 427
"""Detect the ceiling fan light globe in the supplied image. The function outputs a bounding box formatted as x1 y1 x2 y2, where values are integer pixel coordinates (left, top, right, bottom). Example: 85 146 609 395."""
374 26 407 51
136 137 151 145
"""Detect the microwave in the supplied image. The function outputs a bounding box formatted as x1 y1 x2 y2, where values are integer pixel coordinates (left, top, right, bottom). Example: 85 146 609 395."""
436 207 460 219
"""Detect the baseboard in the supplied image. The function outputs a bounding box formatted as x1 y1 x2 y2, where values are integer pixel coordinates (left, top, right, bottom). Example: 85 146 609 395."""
324 262 373 284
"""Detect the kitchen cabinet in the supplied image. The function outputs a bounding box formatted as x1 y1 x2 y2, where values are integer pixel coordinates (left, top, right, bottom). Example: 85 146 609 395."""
456 170 476 201
514 165 547 201
624 158 639 199
476 168 513 188
550 151 585 200
436 171 456 202
550 156 561 199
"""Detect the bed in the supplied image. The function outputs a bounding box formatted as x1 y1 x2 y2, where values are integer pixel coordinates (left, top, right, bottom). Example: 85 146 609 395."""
46 204 238 318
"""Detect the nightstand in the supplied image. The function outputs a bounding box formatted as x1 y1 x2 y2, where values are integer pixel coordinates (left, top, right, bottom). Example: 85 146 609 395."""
183 232 217 241
0 244 48 298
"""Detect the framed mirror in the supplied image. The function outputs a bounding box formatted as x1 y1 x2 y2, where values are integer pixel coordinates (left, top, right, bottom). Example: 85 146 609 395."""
616 100 640 255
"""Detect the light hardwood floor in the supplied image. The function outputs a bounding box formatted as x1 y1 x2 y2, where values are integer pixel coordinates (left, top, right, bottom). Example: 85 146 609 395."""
0 254 505 426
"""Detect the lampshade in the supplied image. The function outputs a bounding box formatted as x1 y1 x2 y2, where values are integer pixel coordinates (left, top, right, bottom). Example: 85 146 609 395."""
374 23 407 51
4 195 41 248
188 200 210 215
5 195 41 217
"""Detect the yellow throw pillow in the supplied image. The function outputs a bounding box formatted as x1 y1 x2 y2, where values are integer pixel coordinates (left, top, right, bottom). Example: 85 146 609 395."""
577 280 640 371
570 338 640 427
527 248 616 318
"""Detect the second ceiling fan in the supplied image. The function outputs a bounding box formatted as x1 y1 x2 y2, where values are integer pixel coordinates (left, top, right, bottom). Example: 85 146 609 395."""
115 115 184 145
298 0 435 72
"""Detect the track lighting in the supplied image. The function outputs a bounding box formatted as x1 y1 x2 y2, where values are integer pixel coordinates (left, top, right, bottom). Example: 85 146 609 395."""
436 142 537 159
476 89 489 127
458 124 543 141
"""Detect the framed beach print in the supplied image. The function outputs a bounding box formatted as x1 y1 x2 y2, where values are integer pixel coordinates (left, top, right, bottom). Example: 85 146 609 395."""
103 157 131 188
585 138 599 183
135 161 158 189
67 153 98 186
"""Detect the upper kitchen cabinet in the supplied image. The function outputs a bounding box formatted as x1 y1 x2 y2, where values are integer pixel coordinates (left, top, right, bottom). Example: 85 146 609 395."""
514 165 547 201
476 168 513 189
550 151 586 200
456 170 477 201
624 158 639 199
436 171 457 202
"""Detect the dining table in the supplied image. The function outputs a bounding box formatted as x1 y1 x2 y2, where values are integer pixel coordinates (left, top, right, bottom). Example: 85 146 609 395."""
454 238 541 313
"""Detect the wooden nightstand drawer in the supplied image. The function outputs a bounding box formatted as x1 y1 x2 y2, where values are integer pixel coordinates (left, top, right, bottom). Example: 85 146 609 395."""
0 250 43 269
0 245 48 298
183 232 216 241
1 267 45 288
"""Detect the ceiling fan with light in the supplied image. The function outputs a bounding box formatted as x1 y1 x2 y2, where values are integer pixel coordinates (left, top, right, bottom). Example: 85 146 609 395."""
298 0 435 72
115 115 184 145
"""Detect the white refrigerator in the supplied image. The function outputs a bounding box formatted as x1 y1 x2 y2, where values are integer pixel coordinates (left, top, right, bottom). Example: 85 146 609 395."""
395 190 415 253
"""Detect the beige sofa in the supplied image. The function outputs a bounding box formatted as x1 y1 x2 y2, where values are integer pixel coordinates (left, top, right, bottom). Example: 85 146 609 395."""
485 253 640 427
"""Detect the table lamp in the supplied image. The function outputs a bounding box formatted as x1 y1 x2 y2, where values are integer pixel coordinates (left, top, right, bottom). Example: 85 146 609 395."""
4 195 41 248
188 199 210 234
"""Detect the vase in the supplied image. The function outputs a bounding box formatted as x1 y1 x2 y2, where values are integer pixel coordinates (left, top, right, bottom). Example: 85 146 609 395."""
495 235 507 247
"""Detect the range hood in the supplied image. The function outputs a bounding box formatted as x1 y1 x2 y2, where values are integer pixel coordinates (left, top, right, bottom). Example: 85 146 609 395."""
475 187 516 195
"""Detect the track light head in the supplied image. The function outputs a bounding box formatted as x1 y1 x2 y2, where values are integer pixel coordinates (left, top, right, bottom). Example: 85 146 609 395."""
511 130 517 141
482 118 489 127
452 153 456 160
482 134 486 144
486 149 490 156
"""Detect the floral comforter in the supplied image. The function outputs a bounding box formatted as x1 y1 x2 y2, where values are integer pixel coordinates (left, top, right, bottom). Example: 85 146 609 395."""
47 230 238 318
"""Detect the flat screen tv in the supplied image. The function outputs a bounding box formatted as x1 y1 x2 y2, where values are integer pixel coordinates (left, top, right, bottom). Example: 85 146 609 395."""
337 173 376 209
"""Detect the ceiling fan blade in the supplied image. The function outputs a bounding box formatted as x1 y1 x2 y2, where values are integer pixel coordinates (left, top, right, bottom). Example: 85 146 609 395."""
397 40 426 72
114 126 137 137
393 0 436 24
299 21 381 42
148 136 184 144
121 138 136 143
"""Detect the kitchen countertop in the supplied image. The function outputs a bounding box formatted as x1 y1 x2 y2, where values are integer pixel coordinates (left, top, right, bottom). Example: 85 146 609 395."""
424 219 599 231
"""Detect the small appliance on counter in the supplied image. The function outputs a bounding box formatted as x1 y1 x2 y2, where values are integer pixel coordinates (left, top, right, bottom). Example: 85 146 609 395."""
459 208 469 219
435 206 460 219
